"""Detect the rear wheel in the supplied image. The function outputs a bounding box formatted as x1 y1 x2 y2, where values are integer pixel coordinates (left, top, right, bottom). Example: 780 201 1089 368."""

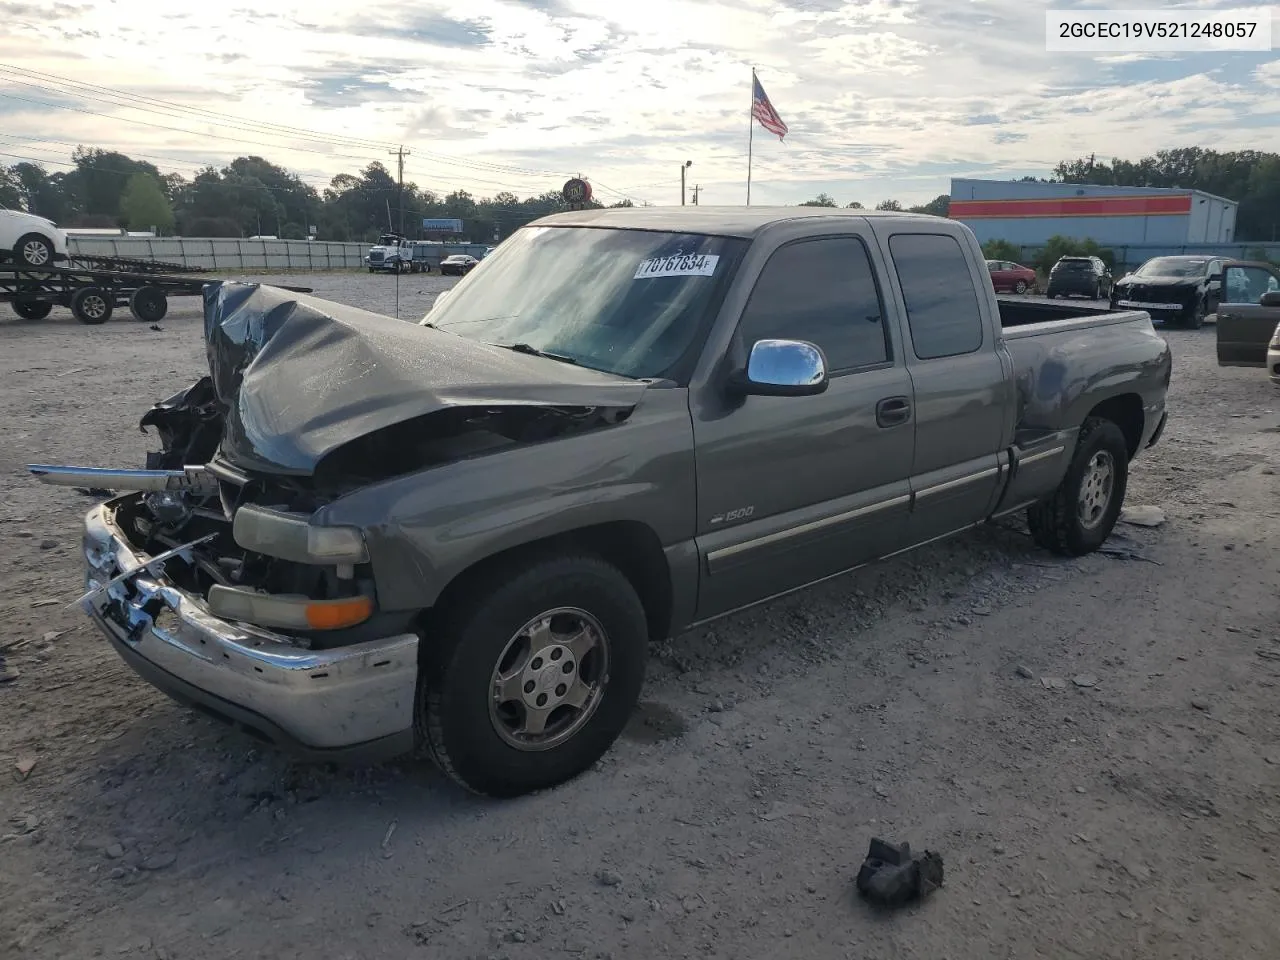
1027 416 1129 556
15 232 55 268
70 286 112 325
128 286 168 323
419 553 648 797
12 298 52 320
1014 280 1028 294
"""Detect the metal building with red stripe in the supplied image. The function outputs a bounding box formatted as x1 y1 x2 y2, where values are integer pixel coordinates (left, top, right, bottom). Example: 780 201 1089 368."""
949 178 1237 246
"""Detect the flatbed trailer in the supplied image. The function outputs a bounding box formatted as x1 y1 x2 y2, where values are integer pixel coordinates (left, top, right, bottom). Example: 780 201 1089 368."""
1 257 312 325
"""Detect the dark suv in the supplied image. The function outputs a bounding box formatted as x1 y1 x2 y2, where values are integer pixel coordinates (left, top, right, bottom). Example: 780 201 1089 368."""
1047 256 1112 300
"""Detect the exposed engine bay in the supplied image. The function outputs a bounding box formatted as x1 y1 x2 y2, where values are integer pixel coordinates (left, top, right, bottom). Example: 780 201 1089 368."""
30 281 644 646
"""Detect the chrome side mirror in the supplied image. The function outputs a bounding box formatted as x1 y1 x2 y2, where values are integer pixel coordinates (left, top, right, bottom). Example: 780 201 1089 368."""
730 338 829 397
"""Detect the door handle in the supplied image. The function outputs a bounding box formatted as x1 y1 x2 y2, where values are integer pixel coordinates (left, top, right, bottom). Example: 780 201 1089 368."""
876 396 911 427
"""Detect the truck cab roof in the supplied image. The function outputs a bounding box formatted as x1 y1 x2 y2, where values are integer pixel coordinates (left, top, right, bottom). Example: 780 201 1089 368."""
530 206 941 239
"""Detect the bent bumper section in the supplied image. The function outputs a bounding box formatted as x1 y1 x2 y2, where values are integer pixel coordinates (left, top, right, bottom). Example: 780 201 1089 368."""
81 501 419 762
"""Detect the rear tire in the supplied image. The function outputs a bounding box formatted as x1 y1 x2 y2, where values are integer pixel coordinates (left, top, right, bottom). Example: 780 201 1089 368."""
128 285 168 323
1027 416 1129 556
1014 280 1028 294
419 553 648 798
12 298 52 320
70 286 112 325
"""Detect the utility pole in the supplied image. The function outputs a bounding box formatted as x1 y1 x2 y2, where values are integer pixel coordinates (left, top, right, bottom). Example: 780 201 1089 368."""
681 160 692 205
389 145 411 236
691 185 702 205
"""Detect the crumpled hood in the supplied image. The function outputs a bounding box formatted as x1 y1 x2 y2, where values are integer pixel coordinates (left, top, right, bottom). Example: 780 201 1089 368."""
203 281 650 476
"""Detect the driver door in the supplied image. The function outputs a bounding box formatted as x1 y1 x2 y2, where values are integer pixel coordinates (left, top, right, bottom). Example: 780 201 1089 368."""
691 231 915 620
1217 263 1280 367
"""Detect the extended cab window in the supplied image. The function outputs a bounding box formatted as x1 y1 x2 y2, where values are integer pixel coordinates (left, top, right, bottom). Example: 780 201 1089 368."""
737 237 889 372
888 233 984 360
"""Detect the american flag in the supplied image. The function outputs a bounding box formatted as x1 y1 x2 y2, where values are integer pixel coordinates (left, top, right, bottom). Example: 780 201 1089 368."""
752 73 788 140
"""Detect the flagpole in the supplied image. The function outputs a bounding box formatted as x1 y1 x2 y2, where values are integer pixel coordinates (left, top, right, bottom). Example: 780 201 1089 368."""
746 67 755 206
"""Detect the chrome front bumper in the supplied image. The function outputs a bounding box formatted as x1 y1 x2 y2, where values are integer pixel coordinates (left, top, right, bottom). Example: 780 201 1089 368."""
81 501 419 760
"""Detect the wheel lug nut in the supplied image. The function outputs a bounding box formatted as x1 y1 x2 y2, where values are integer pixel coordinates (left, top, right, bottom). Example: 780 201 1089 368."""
524 680 535 694
531 657 543 670
536 693 548 707
550 648 563 661
555 683 567 696
562 661 574 674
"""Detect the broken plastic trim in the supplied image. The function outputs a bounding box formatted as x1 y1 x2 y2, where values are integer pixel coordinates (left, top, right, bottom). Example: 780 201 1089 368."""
29 464 219 496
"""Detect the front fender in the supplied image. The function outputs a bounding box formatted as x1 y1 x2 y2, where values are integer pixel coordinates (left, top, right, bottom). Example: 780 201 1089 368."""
313 388 697 612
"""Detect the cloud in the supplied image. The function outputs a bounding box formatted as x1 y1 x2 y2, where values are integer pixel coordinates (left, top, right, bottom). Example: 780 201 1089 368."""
0 0 1276 207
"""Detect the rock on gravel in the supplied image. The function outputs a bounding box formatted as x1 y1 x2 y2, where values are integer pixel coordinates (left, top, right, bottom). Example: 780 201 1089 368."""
1119 505 1167 527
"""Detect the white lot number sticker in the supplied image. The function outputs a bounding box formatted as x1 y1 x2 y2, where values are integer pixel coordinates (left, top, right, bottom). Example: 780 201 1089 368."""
634 253 720 280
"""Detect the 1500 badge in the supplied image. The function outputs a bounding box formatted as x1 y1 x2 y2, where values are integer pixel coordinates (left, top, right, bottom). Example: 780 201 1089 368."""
709 506 755 525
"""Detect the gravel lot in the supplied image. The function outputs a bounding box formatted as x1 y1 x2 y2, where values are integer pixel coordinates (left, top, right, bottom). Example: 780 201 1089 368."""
2 273 1278 960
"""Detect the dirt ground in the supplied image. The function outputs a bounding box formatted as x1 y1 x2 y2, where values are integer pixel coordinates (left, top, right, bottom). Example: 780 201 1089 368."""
2 274 1278 960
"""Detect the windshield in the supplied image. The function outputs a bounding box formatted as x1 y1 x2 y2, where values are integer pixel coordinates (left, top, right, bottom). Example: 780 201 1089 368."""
376 235 399 245
428 225 746 380
1053 259 1092 271
1135 257 1208 278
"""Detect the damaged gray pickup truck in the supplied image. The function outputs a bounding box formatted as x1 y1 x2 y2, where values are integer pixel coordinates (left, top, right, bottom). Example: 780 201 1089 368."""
32 208 1172 797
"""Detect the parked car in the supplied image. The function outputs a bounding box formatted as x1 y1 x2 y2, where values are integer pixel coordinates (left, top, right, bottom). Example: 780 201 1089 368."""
1213 260 1280 374
1110 255 1225 329
0 204 69 268
985 259 1037 294
1046 256 1112 300
32 209 1171 798
440 254 479 276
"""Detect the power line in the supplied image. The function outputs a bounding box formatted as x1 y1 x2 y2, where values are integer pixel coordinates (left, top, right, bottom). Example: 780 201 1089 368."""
0 64 580 184
0 63 396 151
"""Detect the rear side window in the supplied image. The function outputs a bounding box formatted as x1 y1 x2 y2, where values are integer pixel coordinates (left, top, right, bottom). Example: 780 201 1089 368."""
738 236 890 372
888 234 984 360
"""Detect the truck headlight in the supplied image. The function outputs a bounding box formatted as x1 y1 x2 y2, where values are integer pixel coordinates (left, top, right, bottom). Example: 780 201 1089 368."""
232 504 368 565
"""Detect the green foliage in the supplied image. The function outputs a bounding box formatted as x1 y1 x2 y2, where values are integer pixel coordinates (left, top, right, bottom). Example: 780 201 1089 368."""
875 199 903 211
119 173 174 232
846 201 864 209
1052 147 1280 242
0 166 20 208
1 151 609 241
981 239 1023 263
1032 235 1115 274
908 194 950 217
799 192 838 207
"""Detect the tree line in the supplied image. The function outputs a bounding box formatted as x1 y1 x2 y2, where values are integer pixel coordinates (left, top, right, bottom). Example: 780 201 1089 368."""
3 145 1277 243
0 147 625 243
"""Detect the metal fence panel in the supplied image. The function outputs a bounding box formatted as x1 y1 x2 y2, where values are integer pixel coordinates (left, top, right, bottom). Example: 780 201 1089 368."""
64 237 496 271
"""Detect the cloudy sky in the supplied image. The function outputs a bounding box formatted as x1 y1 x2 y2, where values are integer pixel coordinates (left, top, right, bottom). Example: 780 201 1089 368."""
0 0 1277 208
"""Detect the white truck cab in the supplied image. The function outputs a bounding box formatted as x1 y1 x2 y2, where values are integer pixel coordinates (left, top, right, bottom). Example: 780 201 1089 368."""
366 234 422 274
0 205 69 268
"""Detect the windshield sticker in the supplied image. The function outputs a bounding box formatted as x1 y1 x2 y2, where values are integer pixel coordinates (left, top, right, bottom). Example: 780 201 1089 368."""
634 253 720 280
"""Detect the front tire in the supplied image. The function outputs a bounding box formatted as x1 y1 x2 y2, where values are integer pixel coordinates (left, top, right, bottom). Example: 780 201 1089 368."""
1027 416 1129 556
1186 297 1206 330
1014 280 1028 294
419 554 648 797
70 286 112 325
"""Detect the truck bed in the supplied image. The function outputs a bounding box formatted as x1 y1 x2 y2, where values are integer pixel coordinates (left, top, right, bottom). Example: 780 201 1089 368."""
996 297 1117 329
